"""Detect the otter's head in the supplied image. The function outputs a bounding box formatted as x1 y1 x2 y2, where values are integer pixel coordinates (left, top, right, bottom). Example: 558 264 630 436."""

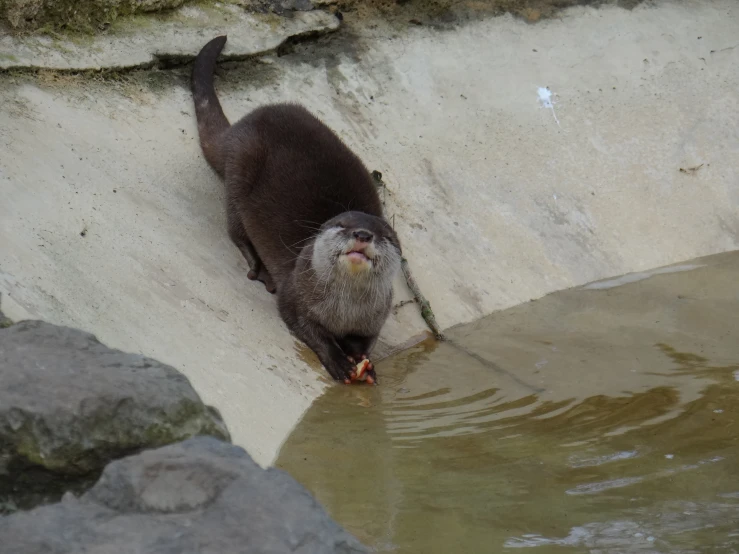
312 211 402 282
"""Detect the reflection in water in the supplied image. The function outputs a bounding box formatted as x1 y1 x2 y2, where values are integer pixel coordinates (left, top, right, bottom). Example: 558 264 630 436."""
276 251 739 553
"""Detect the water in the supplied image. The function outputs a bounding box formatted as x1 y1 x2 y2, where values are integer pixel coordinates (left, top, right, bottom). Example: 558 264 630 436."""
276 251 739 553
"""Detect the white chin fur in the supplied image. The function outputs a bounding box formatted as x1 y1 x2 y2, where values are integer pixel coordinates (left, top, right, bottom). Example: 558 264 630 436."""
312 227 400 281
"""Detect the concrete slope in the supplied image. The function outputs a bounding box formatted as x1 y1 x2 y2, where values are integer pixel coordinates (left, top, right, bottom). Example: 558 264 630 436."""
1 0 738 465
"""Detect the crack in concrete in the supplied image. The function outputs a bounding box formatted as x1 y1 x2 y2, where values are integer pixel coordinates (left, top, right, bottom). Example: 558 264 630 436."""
0 8 340 73
1 27 336 75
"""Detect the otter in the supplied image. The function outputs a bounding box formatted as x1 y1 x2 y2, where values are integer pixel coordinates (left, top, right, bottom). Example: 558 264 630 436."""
191 35 402 384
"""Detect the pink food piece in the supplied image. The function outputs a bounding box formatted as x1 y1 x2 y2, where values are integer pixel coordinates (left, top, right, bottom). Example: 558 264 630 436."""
352 359 371 382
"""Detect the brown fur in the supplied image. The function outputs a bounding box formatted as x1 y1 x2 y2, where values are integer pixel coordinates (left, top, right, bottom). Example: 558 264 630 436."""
192 36 402 383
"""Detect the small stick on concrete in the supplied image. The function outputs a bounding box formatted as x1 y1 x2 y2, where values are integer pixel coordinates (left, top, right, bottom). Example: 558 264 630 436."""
401 257 444 341
372 169 444 340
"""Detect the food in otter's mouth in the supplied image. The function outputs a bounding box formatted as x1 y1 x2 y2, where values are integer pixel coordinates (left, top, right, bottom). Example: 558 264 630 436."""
350 358 374 384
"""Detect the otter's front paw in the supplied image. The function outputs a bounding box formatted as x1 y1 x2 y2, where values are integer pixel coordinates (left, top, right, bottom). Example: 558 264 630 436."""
347 356 377 385
325 356 358 385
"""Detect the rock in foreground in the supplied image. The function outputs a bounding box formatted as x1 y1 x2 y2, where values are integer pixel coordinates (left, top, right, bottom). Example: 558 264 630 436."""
0 437 369 554
0 319 229 512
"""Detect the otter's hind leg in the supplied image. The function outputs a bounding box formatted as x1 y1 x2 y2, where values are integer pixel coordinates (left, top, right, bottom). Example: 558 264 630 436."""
223 130 275 293
227 209 276 294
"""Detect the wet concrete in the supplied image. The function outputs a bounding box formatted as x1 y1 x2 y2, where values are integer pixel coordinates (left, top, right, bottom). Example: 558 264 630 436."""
276 250 739 553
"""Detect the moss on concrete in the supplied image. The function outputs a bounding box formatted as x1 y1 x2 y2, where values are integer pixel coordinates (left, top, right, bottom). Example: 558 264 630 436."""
2 0 188 33
327 0 645 26
2 0 646 37
1 0 302 33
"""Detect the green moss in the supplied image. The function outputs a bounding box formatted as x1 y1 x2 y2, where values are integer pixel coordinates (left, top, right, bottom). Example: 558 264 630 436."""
8 397 228 475
2 0 188 34
1 396 230 512
158 0 235 25
139 399 231 445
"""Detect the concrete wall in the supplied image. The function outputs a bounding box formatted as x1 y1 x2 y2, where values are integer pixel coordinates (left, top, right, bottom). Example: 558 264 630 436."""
1 0 738 464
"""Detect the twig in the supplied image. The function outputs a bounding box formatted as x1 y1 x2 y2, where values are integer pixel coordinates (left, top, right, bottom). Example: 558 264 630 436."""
401 257 444 340
393 299 415 310
679 163 704 174
372 169 445 340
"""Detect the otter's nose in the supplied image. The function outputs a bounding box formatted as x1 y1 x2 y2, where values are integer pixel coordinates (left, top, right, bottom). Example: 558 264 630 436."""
352 229 374 243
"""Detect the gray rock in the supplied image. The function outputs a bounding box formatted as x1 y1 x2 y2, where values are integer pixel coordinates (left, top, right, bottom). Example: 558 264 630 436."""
0 437 369 553
0 319 229 512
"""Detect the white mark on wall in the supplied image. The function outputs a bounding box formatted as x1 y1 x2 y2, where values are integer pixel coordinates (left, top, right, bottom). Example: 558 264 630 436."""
538 86 560 127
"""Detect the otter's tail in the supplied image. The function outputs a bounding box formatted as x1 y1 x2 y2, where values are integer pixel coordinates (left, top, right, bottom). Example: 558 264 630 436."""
192 35 231 177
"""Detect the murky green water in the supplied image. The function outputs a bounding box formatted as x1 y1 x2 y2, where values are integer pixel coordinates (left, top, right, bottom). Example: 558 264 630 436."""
276 251 739 553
